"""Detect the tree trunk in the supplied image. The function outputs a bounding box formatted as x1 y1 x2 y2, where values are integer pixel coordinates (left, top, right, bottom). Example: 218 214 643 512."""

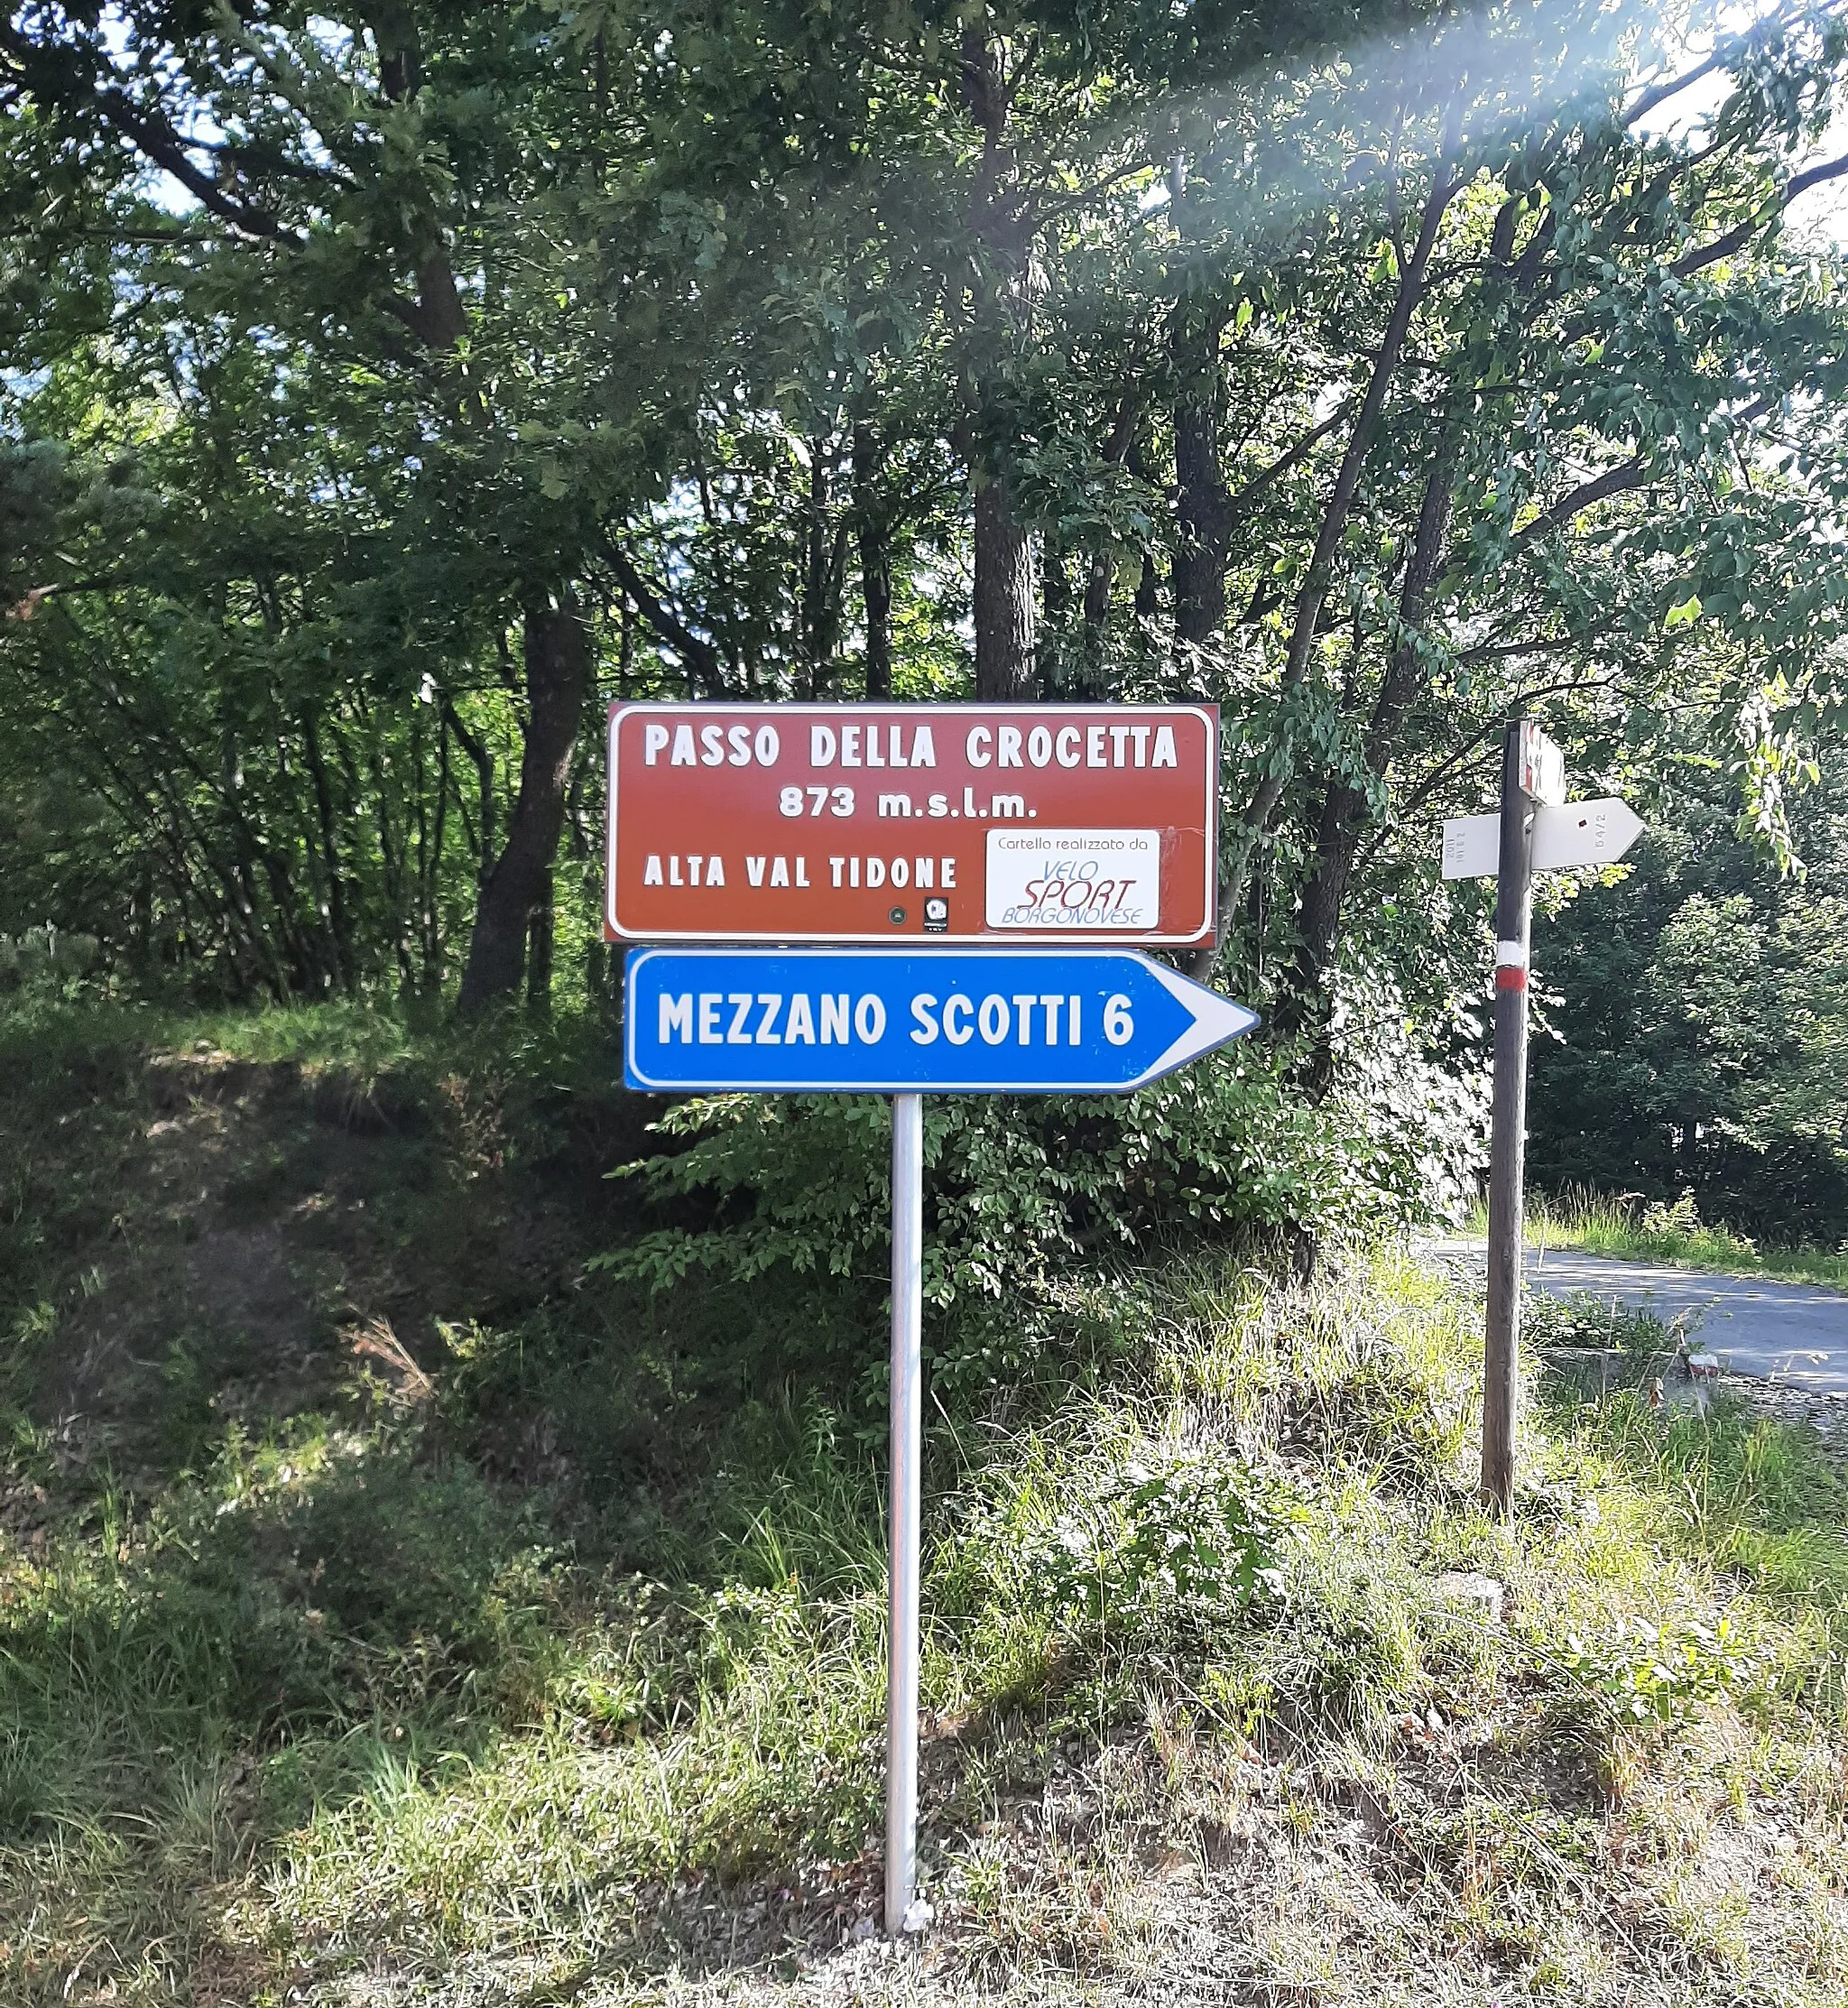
1040 539 1074 695
1188 155 1462 980
1126 437 1164 632
1132 547 1162 627
361 724 418 991
526 877 555 1014
801 440 833 698
367 2 470 348
298 705 350 991
1287 190 1548 1020
457 597 591 1013
586 933 609 1009
1072 395 1139 698
862 526 893 699
217 718 293 998
974 474 1036 699
1168 152 1233 655
1079 546 1113 693
853 422 893 699
1286 425 1463 1050
961 25 1036 704
443 696 495 887
1171 304 1234 649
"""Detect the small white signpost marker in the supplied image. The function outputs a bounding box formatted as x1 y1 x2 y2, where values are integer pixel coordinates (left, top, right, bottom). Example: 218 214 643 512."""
1442 724 1644 1512
1442 799 1645 877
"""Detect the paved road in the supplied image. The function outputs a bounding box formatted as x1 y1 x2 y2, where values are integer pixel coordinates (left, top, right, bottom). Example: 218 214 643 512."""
1426 1240 1848 1393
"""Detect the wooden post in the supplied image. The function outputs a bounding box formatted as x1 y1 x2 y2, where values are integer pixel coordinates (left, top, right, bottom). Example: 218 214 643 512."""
1482 720 1536 1513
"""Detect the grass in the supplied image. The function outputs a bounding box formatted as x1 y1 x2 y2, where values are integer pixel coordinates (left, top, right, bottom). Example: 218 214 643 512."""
1468 1187 1848 1291
7 993 1848 2003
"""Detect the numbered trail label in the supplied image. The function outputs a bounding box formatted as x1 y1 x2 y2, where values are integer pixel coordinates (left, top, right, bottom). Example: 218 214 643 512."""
624 947 1259 1095
605 703 1217 946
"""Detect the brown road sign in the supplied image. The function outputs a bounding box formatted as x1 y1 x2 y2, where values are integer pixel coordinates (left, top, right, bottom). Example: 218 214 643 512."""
605 703 1218 945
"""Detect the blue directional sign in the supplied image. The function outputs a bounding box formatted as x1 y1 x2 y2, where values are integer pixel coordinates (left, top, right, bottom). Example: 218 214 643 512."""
624 947 1258 1094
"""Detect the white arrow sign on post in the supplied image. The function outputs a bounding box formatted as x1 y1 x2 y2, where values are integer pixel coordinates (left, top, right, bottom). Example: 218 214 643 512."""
1442 798 1645 879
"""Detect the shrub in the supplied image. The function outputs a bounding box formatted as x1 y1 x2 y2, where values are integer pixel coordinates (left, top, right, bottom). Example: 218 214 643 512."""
0 926 101 992
598 1025 1485 1394
1016 1449 1290 1650
1555 1615 1759 1730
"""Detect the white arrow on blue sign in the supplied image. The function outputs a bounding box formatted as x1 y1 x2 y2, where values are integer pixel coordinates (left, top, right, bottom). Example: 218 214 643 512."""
624 946 1258 1094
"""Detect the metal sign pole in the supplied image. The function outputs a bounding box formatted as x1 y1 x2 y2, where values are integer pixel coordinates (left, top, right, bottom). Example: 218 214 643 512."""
1482 721 1536 1513
884 1092 924 1936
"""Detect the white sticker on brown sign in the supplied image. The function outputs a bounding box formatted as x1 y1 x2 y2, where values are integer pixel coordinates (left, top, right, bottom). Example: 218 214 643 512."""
984 828 1160 930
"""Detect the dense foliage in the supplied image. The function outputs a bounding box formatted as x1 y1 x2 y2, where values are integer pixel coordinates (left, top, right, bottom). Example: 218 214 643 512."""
8 6 1848 1985
1529 759 1848 1243
606 1002 1485 1390
5 0 1848 1239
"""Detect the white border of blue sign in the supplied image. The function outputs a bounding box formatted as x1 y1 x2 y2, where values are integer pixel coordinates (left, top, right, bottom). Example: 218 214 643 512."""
623 945 1259 1095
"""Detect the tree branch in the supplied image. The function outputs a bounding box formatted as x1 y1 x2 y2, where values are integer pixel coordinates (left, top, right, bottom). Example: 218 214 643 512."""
1623 49 1728 128
1512 393 1770 551
1195 141 1464 973
600 546 732 698
1278 159 1460 694
4 577 125 620
1512 458 1649 548
1672 151 1848 277
94 87 299 244
1223 399 1356 530
1016 154 1151 235
1349 672 1625 874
